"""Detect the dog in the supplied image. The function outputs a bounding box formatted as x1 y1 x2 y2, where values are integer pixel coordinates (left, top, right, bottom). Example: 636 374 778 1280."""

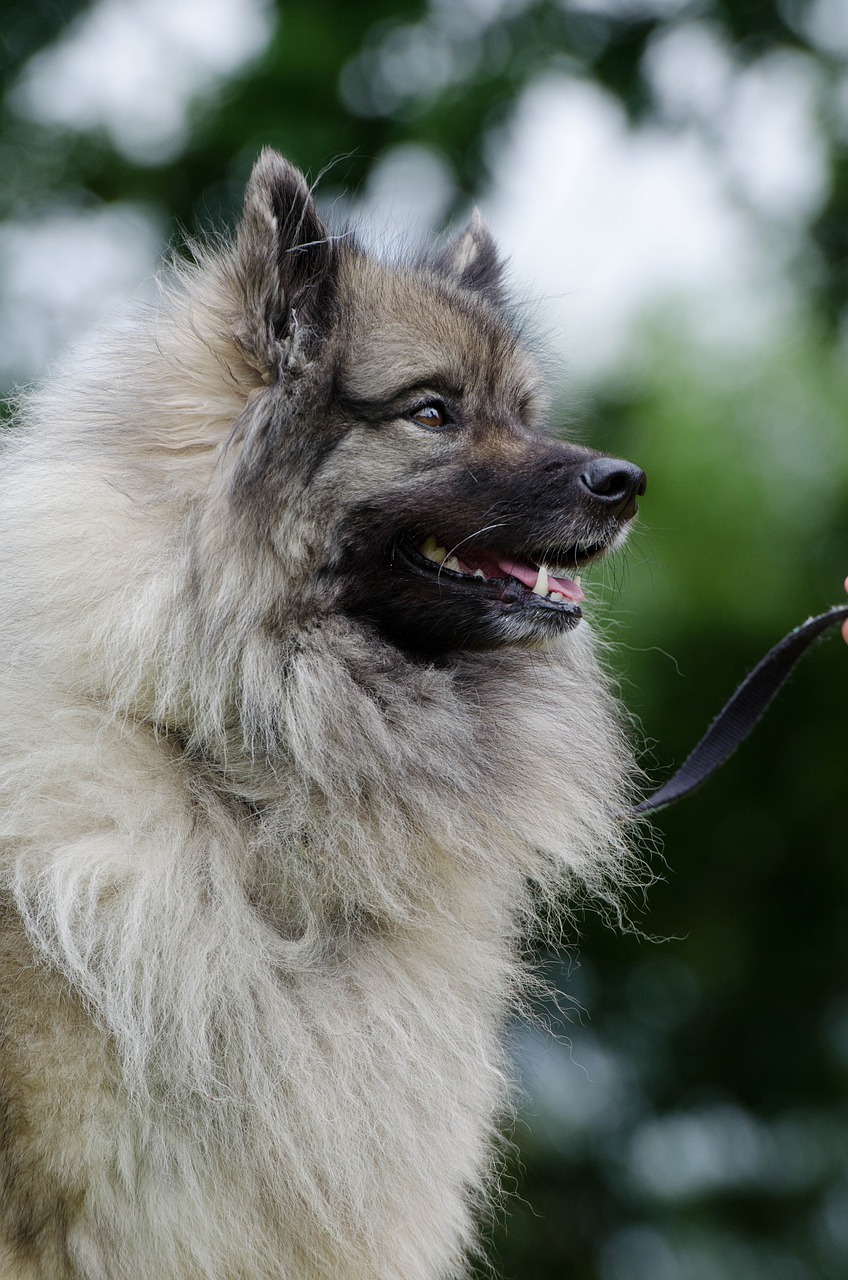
0 150 645 1279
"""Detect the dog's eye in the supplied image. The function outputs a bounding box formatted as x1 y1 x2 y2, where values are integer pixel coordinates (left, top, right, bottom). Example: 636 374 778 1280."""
407 401 454 431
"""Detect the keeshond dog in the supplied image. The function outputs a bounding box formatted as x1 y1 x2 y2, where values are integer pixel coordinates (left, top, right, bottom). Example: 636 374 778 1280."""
0 151 645 1279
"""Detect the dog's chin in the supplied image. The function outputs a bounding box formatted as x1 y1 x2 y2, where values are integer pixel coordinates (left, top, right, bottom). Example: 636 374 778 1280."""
341 532 621 657
360 587 582 656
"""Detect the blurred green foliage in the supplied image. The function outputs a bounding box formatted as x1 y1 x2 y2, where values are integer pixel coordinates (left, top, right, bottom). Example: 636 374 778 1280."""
2 2 848 1278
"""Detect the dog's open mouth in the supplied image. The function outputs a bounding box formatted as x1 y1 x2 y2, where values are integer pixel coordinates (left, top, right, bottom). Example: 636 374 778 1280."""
398 534 608 618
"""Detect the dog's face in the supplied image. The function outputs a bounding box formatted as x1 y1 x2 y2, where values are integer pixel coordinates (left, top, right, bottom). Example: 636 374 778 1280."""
228 152 645 657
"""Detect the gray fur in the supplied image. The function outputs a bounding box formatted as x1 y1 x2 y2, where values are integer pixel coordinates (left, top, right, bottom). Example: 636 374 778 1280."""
0 150 641 1279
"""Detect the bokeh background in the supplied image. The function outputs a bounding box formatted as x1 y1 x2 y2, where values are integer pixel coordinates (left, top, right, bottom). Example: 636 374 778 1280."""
3 1 848 1276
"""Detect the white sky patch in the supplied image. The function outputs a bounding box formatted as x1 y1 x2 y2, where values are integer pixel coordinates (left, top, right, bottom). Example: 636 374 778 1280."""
430 0 534 36
13 0 273 164
471 72 822 381
352 144 456 255
480 77 772 378
647 27 828 219
568 0 694 18
0 205 163 385
628 1105 768 1200
340 19 473 118
626 1105 838 1201
804 0 848 60
644 21 735 125
722 50 827 222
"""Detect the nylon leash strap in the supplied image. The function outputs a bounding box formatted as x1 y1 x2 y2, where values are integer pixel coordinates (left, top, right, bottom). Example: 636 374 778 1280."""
631 603 848 817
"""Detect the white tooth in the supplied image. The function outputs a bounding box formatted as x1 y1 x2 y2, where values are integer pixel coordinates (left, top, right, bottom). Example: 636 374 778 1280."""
550 591 566 602
444 556 461 572
532 565 549 596
574 575 582 586
421 538 446 564
474 569 486 579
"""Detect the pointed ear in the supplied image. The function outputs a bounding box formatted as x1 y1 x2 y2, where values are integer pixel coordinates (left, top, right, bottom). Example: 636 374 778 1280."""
233 149 337 373
432 209 506 306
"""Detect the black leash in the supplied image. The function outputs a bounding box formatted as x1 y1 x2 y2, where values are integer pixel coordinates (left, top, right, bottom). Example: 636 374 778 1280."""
632 603 848 817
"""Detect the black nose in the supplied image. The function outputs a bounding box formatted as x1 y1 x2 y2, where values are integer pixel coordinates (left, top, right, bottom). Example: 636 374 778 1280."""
579 456 646 519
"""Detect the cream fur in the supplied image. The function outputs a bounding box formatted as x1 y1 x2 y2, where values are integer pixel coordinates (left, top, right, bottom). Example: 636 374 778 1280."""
0 152 640 1280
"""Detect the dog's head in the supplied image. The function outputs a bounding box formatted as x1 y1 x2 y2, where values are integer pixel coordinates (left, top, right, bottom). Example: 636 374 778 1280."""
215 150 645 657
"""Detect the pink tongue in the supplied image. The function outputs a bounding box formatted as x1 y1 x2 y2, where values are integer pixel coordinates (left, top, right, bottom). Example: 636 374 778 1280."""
496 557 584 603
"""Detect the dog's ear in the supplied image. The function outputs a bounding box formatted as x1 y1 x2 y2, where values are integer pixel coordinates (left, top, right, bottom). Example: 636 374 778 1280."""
432 209 505 306
234 149 337 372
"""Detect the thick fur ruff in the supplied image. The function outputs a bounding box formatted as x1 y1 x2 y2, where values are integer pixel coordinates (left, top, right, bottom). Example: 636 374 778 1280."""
0 152 640 1279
